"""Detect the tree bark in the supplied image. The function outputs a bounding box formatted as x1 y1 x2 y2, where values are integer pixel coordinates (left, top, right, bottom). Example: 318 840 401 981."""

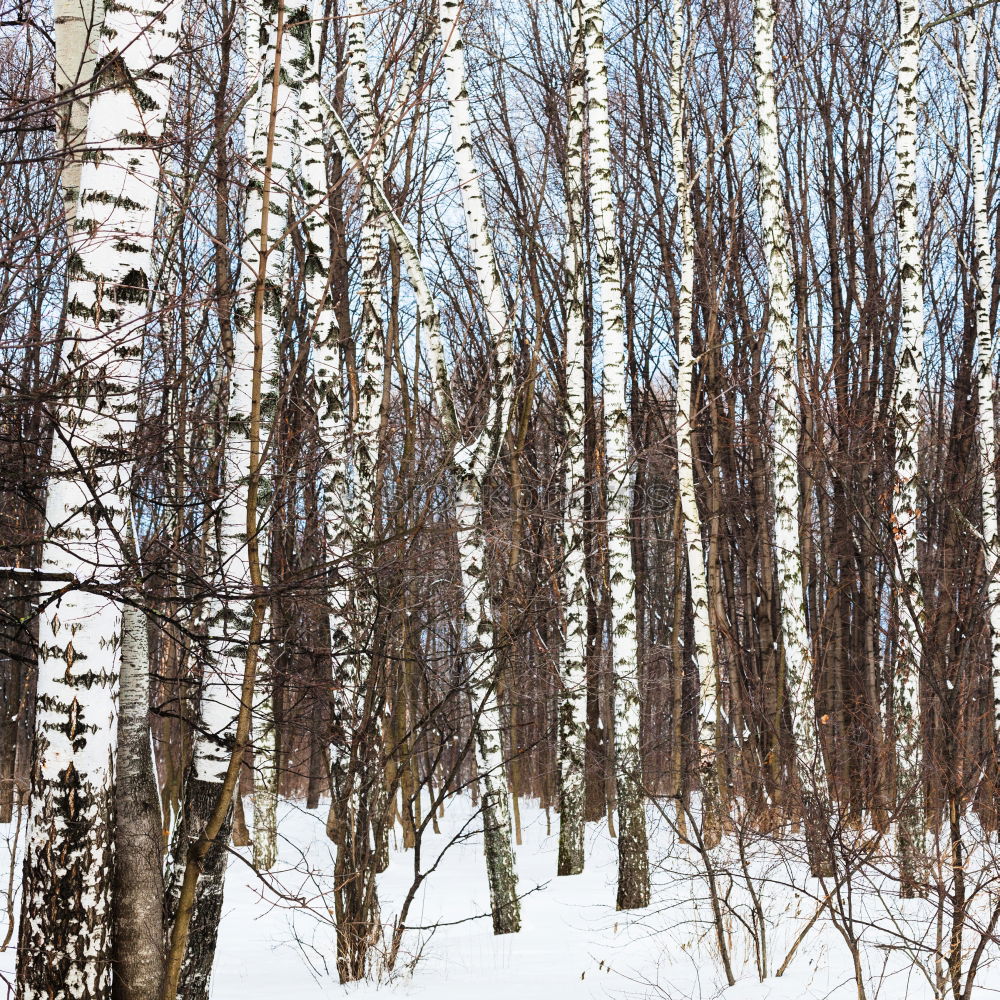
437 0 521 932
54 0 105 220
557 0 588 878
576 0 650 910
960 14 1000 796
16 0 181 994
669 0 722 846
892 0 926 897
163 1 290 990
113 601 165 1000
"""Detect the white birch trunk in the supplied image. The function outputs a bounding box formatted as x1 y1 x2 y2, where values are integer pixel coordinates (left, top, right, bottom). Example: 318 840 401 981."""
346 0 387 524
343 0 392 881
303 10 383 980
960 16 1000 763
453 460 521 933
16 0 181 994
54 0 105 219
248 0 310 876
669 0 722 841
577 0 649 910
557 0 588 878
299 4 353 828
190 0 282 798
892 0 926 895
438 0 520 933
752 0 829 817
163 5 295 994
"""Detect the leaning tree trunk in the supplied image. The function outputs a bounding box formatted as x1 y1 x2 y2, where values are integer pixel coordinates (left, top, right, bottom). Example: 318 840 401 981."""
113 600 166 1000
577 0 650 910
557 0 588 879
892 0 926 898
16 0 181 996
438 0 521 933
960 15 1000 785
668 0 722 847
326 74 521 932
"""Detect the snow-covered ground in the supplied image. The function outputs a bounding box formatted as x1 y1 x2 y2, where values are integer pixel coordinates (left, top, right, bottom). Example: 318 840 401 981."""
3 797 1000 998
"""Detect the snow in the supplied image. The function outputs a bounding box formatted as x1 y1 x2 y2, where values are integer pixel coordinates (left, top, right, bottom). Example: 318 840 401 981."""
3 796 1000 998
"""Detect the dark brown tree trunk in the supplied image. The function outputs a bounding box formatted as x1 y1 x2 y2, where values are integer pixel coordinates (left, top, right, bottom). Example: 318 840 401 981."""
164 774 235 1000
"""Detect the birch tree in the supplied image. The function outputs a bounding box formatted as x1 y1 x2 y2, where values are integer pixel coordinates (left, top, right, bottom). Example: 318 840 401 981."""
438 0 521 933
668 0 722 843
557 0 588 878
303 5 386 978
54 0 104 220
959 15 1000 771
345 0 387 555
163 0 298 990
751 0 829 825
892 0 926 896
324 26 522 926
577 0 649 910
16 0 181 993
337 0 391 899
249 0 311 875
298 0 350 839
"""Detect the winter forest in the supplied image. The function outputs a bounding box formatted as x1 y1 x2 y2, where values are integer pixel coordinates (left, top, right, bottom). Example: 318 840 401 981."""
5 0 1000 994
